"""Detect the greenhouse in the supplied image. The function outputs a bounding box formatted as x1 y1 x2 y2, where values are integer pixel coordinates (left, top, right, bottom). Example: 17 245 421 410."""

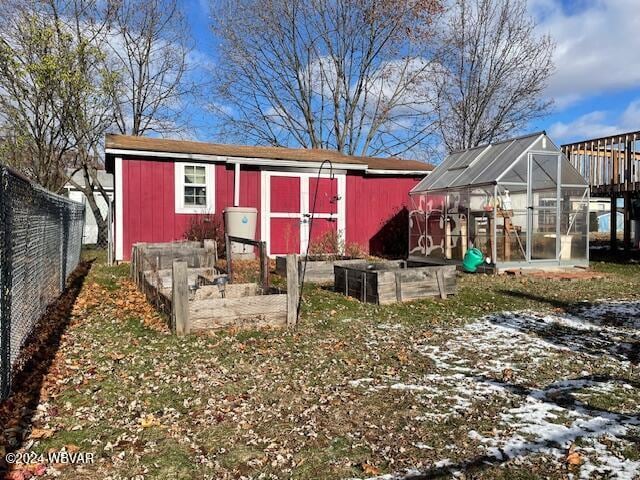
409 132 590 272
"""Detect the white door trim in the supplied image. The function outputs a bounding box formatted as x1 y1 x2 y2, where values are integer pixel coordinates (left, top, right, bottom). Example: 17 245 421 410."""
261 170 346 256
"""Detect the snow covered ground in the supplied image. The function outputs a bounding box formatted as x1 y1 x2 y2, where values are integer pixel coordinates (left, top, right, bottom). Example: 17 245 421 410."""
350 301 640 479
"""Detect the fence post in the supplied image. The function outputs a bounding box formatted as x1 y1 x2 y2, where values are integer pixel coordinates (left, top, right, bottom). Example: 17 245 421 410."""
130 244 137 280
204 239 217 268
59 205 65 292
286 254 298 328
172 260 189 336
259 241 269 290
0 168 12 400
225 234 233 282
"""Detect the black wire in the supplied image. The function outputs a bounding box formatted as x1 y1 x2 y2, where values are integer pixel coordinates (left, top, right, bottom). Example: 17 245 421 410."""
296 159 334 324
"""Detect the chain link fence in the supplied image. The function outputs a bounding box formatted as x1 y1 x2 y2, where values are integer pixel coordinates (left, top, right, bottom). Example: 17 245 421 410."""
0 165 85 400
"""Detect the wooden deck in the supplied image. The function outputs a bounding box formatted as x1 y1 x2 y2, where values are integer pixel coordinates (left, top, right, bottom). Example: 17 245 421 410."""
562 130 640 250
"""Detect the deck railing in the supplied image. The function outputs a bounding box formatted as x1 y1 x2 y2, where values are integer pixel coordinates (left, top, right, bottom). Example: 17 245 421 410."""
561 131 640 194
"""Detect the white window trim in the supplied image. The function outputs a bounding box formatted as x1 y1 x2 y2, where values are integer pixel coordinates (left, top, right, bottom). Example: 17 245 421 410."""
175 162 215 214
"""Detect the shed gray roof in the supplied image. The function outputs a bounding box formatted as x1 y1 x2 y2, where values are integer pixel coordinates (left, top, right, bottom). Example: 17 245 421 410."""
411 132 553 193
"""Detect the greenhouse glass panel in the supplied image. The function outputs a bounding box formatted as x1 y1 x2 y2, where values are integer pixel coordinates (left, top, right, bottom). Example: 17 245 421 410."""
562 159 589 185
423 192 447 260
499 155 529 184
530 154 558 189
409 195 427 257
560 186 589 261
468 187 494 259
446 190 469 261
409 132 589 271
495 185 528 263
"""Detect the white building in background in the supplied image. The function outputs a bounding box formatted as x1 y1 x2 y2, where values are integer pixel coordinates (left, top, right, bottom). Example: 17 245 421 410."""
64 170 114 245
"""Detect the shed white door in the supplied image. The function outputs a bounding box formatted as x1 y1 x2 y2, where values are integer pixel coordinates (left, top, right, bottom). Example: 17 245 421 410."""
261 171 345 256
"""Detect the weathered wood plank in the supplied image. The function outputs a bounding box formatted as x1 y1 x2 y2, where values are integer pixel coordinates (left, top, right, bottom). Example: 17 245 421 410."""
334 264 457 304
436 269 447 299
172 260 189 336
277 257 404 283
225 234 233 282
204 239 218 268
148 268 218 289
286 254 299 328
193 283 258 300
189 294 287 331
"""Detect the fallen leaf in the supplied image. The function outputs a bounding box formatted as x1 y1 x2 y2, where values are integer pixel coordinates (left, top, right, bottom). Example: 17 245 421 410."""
30 428 54 439
140 414 160 428
362 463 381 475
567 451 582 466
395 349 409 364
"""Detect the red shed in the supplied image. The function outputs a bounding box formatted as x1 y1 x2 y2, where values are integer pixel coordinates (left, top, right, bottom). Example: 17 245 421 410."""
104 135 432 261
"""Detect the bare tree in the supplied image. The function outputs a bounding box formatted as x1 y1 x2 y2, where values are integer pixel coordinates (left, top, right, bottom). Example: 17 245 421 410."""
0 0 116 243
0 0 75 191
211 0 443 157
435 0 554 152
107 0 197 136
54 0 116 246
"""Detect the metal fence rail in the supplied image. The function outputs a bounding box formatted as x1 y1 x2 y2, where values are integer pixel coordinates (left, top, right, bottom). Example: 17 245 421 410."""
0 165 85 400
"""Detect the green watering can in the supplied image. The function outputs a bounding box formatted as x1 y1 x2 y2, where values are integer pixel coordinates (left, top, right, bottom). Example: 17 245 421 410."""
462 248 485 273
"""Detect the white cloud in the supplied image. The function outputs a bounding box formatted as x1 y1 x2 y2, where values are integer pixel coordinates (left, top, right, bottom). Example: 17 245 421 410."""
620 98 640 129
548 111 618 141
548 97 640 142
532 0 640 109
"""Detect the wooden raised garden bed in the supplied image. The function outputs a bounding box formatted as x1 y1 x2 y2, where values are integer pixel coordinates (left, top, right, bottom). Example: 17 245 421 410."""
334 262 457 304
275 255 401 284
132 241 298 334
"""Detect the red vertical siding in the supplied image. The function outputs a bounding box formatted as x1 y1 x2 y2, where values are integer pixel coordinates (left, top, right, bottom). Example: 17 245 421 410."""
238 167 261 239
345 174 423 255
119 155 424 260
121 158 241 260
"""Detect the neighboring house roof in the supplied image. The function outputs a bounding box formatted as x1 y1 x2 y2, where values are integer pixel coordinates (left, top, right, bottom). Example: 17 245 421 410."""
66 169 114 190
104 134 433 174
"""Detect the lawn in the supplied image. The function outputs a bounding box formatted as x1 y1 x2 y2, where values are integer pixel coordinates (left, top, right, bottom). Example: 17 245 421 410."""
2 251 639 479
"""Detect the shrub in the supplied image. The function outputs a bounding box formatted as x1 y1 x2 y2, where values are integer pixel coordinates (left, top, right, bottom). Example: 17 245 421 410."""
184 214 225 256
307 229 367 259
308 229 342 257
344 241 367 259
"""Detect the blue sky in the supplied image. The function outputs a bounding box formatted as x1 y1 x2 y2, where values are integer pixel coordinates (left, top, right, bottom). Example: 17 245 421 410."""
181 0 640 149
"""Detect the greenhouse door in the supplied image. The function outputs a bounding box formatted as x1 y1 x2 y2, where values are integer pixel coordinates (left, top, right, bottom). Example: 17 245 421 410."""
527 153 560 263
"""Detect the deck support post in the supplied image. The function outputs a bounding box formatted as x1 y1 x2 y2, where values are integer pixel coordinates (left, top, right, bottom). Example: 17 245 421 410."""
172 260 189 336
623 192 632 251
610 194 617 251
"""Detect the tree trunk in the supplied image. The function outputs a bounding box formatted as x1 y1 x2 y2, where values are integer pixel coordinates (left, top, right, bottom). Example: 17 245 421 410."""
70 166 109 247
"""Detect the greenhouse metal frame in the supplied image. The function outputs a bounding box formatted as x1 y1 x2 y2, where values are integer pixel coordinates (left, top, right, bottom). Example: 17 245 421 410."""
409 132 590 272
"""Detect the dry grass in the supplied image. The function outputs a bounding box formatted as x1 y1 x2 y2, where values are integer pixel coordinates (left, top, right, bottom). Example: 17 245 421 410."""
1 250 639 479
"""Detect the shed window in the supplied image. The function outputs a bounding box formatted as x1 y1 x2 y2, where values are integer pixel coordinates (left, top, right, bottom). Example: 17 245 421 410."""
175 163 215 214
184 165 207 206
